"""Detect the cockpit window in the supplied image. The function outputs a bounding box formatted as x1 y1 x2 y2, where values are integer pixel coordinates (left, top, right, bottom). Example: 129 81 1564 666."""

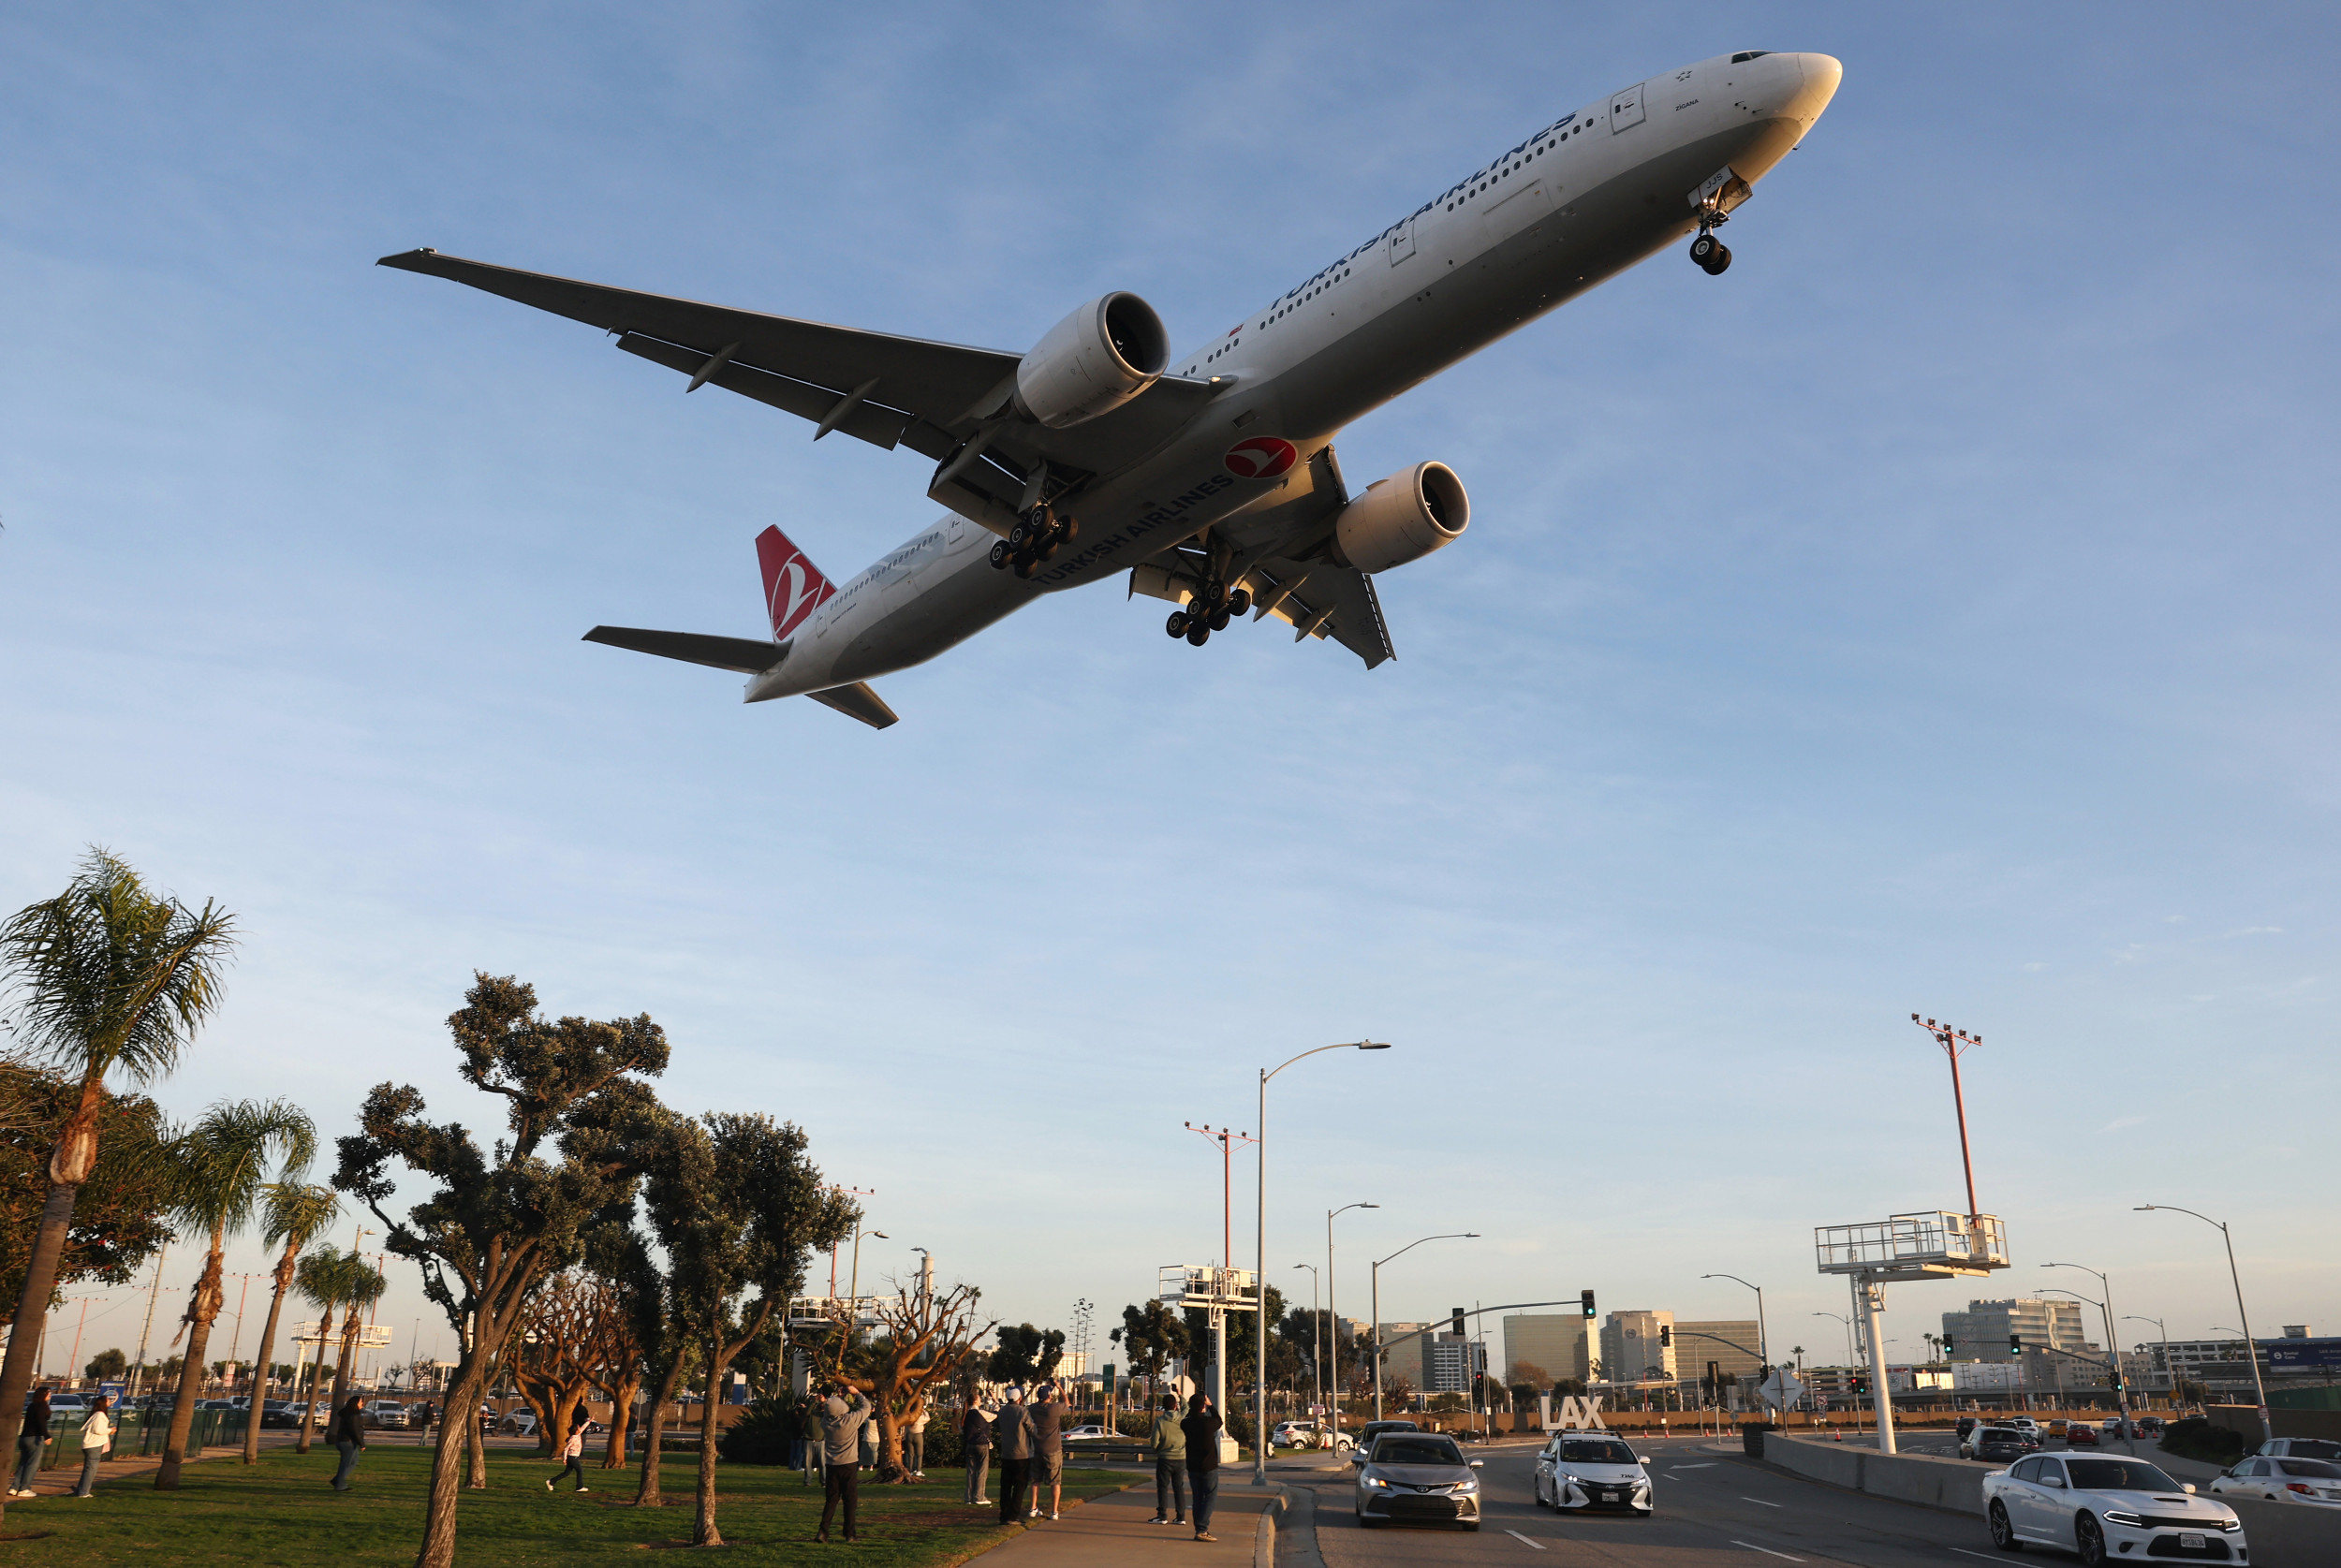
1730 51 1771 63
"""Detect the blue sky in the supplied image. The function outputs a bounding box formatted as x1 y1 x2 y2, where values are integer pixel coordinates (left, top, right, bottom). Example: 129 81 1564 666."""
4 2 2334 1380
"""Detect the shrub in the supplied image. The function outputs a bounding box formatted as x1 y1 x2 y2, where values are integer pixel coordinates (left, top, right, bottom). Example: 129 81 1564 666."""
716 1399 801 1465
2159 1416 2246 1465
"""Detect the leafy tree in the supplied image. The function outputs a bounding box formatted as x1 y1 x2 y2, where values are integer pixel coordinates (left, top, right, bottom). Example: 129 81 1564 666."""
0 1065 177 1324
244 1181 338 1464
156 1097 315 1487
581 1227 658 1470
0 849 234 1496
826 1282 993 1481
989 1323 1067 1386
332 973 670 1568
84 1347 125 1380
1112 1301 1188 1405
642 1111 853 1546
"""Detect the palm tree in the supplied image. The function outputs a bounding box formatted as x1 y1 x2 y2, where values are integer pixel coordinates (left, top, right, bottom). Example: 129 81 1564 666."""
243 1182 339 1465
325 1252 388 1414
292 1247 355 1456
155 1099 315 1487
0 849 235 1490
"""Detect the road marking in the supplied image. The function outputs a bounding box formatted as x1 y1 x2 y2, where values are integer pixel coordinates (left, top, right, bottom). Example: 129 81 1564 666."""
1740 1495 1784 1507
1732 1542 1805 1561
1506 1530 1546 1550
1950 1551 2003 1561
1672 1462 1717 1469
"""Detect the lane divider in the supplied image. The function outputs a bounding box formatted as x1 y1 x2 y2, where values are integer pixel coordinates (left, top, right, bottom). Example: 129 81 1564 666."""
1732 1542 1806 1561
1505 1529 1546 1549
1740 1495 1784 1507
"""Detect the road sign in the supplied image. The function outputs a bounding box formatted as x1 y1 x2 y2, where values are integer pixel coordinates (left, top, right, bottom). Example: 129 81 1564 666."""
1759 1370 1805 1411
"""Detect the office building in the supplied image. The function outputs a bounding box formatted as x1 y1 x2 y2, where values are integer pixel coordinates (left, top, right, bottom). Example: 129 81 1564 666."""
1377 1323 1430 1394
1673 1320 1762 1388
1504 1314 1591 1385
1599 1310 1676 1385
1940 1299 2086 1362
1424 1332 1488 1394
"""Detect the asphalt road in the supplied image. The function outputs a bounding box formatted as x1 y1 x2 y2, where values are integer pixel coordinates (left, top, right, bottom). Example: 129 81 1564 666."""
1284 1433 2015 1568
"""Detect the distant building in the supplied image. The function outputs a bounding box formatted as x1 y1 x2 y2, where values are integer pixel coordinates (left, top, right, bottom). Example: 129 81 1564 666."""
1377 1323 1430 1393
1672 1320 1762 1391
1504 1314 1590 1385
1940 1299 2087 1362
1599 1311 1675 1385
1424 1333 1487 1394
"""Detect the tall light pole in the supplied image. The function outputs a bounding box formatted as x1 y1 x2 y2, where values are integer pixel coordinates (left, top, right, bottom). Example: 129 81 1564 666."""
2122 1316 2170 1405
847 1229 888 1345
1369 1234 1479 1420
1292 1265 1321 1428
2042 1263 2136 1452
2137 1205 2271 1439
1326 1201 1377 1457
1702 1273 1771 1404
1912 1015 1984 1221
1255 1040 1390 1485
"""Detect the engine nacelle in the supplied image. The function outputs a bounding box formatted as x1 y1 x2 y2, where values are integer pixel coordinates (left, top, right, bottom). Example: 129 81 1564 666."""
1014 293 1170 429
1330 462 1469 573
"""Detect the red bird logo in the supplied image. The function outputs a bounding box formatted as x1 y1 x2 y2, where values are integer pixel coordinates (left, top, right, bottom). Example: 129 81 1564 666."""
1223 437 1298 479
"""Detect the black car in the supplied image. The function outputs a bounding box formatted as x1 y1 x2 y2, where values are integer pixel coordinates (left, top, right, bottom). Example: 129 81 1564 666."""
1967 1427 2037 1463
1955 1415 1980 1443
1356 1420 1421 1451
259 1399 303 1429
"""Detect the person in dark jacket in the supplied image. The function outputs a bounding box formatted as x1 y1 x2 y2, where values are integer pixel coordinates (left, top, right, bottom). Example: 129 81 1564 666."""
1147 1392 1188 1525
1026 1380 1067 1520
1180 1393 1224 1542
817 1386 871 1543
993 1388 1033 1524
961 1399 994 1506
10 1388 50 1496
327 1395 368 1490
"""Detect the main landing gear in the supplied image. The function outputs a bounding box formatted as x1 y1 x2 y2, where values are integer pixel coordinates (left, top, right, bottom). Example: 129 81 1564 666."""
988 506 1074 579
1164 580 1251 647
1688 212 1732 275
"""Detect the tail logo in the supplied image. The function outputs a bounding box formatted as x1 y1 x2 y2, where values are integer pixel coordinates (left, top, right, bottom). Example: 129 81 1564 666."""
755 525 837 641
1223 436 1298 479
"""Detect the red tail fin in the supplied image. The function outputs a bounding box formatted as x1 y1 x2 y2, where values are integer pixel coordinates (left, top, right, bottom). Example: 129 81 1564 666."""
756 525 836 641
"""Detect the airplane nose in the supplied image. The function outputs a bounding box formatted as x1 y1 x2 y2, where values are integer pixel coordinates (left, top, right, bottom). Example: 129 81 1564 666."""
1782 52 1843 127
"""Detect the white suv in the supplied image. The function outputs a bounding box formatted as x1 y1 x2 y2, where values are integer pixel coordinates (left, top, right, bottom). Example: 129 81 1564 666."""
1983 1453 2244 1561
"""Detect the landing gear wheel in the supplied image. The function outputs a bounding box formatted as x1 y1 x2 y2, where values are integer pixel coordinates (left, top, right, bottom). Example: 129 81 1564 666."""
1037 536 1060 562
1012 554 1037 579
1185 621 1210 647
1009 519 1034 550
1989 1501 2022 1552
1701 242 1732 275
1208 607 1230 632
1227 588 1251 617
1689 231 1722 267
989 540 1012 569
1166 611 1188 637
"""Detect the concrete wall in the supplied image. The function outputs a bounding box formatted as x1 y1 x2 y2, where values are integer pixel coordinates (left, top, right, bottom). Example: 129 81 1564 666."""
1764 1432 1985 1516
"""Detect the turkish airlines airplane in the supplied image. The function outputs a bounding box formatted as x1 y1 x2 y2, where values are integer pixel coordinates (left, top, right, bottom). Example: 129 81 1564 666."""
385 50 1842 728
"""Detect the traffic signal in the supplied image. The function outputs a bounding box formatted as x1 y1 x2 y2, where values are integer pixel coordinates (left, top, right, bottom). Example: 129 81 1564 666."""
1942 1335 1955 1356
1582 1290 1597 1319
1658 1324 1671 1348
2010 1334 2024 1356
1451 1307 1466 1338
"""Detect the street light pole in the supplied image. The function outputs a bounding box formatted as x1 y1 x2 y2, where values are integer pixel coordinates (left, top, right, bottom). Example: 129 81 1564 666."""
2122 1316 2170 1406
1369 1234 1479 1421
1326 1201 1377 1458
1702 1273 1771 1407
1254 1041 1389 1485
1293 1265 1320 1432
2042 1263 2136 1453
2137 1205 2271 1440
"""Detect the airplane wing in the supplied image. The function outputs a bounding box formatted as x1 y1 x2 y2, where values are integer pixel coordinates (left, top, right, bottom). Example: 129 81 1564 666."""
1251 562 1395 669
377 249 1216 489
582 626 786 672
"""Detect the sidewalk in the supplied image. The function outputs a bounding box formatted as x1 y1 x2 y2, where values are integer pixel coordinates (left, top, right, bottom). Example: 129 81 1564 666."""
975 1471 1289 1567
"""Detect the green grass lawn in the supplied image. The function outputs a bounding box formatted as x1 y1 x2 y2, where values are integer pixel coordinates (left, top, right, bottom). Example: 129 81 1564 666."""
1 1445 1133 1565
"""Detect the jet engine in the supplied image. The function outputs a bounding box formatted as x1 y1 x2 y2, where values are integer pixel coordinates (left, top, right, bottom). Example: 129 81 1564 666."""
1330 462 1469 573
1014 293 1171 429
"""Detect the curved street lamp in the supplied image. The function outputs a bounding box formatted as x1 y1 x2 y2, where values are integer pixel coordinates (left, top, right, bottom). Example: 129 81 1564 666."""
1369 1233 1480 1421
1252 1041 1390 1484
2137 1205 2271 1439
1323 1200 1378 1460
2042 1261 2135 1452
1702 1272 1772 1385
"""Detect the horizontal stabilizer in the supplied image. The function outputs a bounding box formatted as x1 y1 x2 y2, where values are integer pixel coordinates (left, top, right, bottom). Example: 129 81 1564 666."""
805 681 898 729
582 625 787 673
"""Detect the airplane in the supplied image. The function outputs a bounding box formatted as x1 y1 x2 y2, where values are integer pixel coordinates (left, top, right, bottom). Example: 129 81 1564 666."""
381 49 1843 729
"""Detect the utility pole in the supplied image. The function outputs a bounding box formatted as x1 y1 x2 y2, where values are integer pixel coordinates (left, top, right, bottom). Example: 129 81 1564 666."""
66 1297 89 1388
1184 1121 1257 1439
825 1185 876 1300
1913 1016 1983 1220
132 1244 169 1398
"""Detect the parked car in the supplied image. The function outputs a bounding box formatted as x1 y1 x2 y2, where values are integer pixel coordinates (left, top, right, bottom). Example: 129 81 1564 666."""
2255 1437 2341 1463
1353 1429 1483 1531
1966 1427 2039 1463
2065 1423 2099 1447
1060 1424 1112 1443
1984 1454 2244 1560
367 1400 409 1429
260 1400 303 1429
498 1411 538 1437
2210 1456 2341 1505
47 1393 88 1414
1532 1429 1654 1516
2134 1415 2164 1436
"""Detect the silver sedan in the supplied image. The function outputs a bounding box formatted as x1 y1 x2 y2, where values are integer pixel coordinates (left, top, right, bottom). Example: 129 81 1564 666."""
1351 1432 1484 1531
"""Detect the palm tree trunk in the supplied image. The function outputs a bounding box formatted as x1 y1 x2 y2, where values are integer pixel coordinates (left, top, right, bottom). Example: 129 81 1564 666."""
156 1236 227 1487
0 1084 101 1522
328 1300 362 1411
293 1299 334 1457
243 1239 299 1464
634 1356 686 1507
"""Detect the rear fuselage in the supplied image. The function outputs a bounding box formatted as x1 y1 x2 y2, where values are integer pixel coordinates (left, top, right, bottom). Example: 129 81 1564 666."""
751 51 1840 701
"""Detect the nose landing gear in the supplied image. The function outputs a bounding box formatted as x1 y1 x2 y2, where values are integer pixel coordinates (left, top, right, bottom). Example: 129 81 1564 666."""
1688 203 1732 275
1163 580 1251 647
989 506 1075 579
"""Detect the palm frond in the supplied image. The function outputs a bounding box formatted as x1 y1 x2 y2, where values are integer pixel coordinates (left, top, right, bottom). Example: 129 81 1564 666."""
262 1181 341 1250
171 1098 318 1237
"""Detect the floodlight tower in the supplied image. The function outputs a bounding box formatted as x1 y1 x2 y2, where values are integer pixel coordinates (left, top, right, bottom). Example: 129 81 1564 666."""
1912 1015 1983 1220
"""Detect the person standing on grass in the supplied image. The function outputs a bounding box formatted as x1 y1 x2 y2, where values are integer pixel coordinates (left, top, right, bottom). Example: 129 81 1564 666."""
1025 1379 1067 1520
1180 1392 1224 1543
545 1421 588 1492
1147 1392 1188 1526
961 1395 994 1506
904 1402 927 1480
817 1385 871 1545
70 1397 112 1499
10 1387 50 1497
994 1386 1033 1525
326 1394 368 1491
804 1392 826 1486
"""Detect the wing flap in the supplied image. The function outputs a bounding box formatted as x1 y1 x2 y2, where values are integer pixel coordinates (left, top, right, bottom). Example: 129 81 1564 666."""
805 681 899 729
582 625 787 673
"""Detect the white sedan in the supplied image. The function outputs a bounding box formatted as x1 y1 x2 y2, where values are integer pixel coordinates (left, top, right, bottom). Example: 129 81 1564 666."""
1532 1431 1654 1515
1982 1453 2244 1563
2210 1455 2341 1505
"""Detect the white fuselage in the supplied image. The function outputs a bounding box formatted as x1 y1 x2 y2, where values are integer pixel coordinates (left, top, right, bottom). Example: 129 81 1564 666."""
750 51 1840 702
